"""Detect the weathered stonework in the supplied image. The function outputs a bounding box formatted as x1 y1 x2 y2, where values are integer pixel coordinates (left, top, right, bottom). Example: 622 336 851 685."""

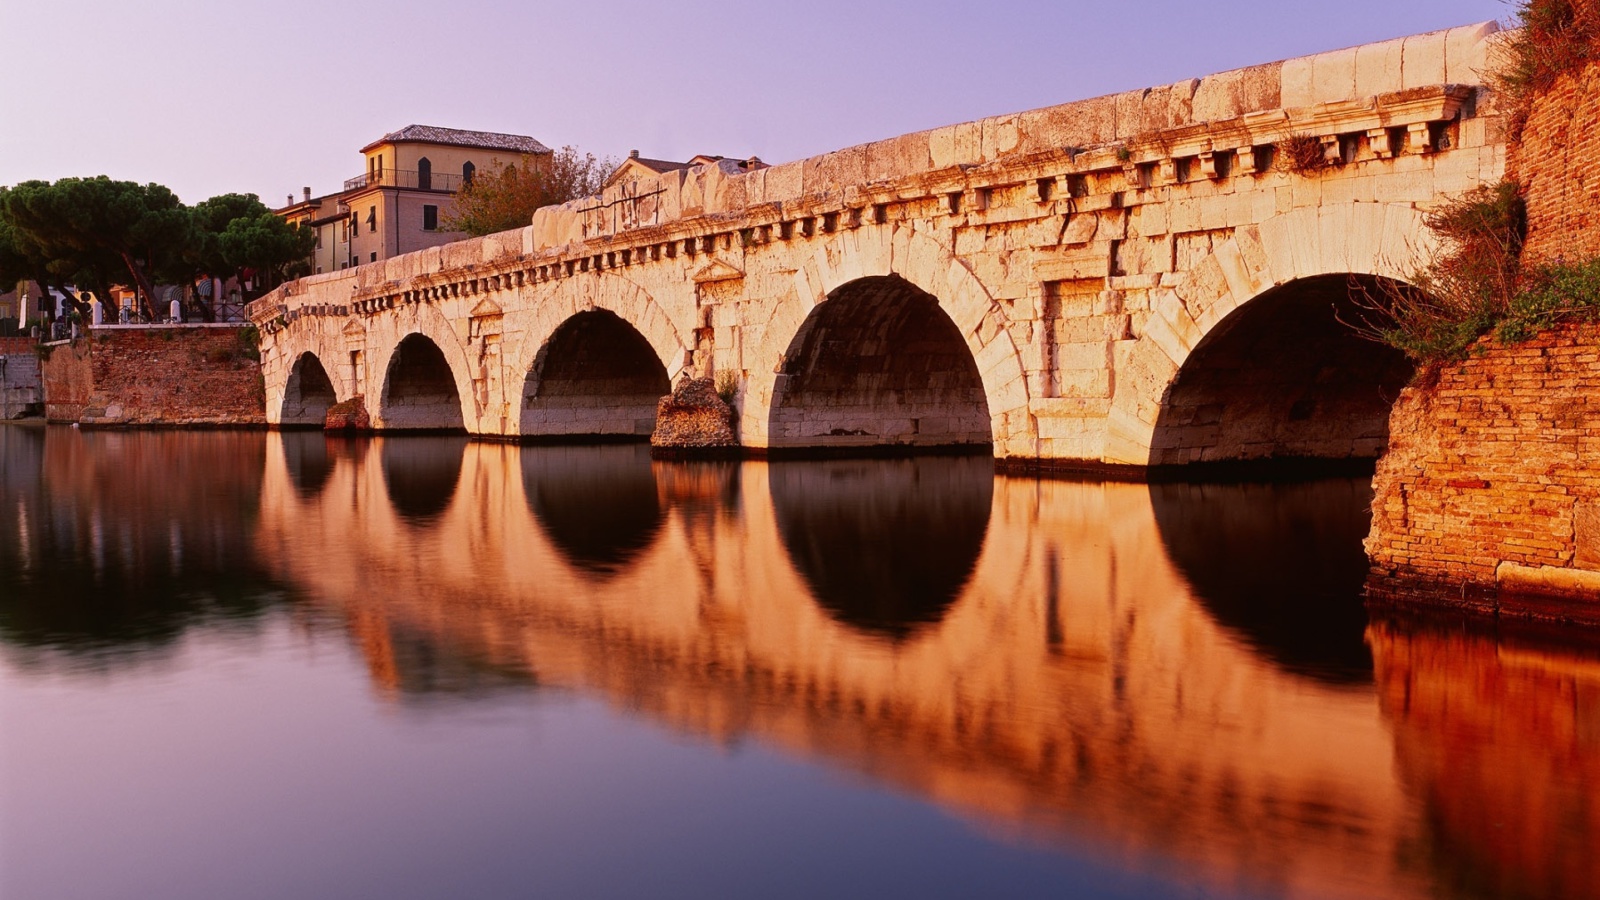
1367 324 1600 625
251 24 1506 471
651 376 735 451
324 396 372 431
0 337 42 418
40 326 266 427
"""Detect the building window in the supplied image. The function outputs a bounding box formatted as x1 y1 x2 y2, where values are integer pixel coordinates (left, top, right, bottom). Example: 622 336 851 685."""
462 161 475 186
423 205 438 231
418 157 432 191
367 206 376 233
370 252 378 263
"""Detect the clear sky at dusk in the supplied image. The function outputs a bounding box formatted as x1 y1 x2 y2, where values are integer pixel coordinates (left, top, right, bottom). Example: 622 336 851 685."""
1 0 1511 205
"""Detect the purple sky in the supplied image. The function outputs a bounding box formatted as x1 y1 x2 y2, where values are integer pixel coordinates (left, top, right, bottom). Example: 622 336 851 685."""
0 0 1511 206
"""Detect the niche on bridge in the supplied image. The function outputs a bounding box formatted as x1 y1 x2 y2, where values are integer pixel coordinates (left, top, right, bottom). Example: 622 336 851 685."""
1150 275 1414 468
769 456 993 640
521 310 670 440
522 444 663 580
280 352 337 427
1149 478 1376 683
380 335 467 433
769 276 992 452
380 436 468 525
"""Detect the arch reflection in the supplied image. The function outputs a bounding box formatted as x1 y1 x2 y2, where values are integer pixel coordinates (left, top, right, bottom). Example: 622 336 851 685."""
522 444 663 578
1149 477 1375 682
280 430 335 499
769 456 993 639
379 436 467 524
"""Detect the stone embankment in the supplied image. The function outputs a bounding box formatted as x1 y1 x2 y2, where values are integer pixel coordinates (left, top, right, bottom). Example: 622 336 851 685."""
40 326 266 427
1366 324 1600 625
1366 48 1600 625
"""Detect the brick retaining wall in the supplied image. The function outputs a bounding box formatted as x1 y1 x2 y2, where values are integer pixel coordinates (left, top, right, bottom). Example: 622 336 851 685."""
1366 324 1600 624
1511 61 1600 264
40 326 266 427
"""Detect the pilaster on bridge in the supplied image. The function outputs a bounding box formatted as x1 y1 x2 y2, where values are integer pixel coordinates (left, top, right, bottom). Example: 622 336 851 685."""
252 22 1506 471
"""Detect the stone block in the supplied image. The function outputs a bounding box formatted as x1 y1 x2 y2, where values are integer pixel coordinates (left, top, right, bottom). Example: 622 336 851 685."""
1355 38 1406 99
1280 55 1315 108
928 122 981 169
981 116 1022 162
1401 31 1448 89
1446 22 1501 86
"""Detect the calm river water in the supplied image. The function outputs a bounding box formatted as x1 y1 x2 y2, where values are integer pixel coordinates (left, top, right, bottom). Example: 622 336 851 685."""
1 426 1596 900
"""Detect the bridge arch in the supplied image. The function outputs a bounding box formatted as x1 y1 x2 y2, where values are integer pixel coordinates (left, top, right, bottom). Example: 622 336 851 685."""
377 333 470 433
520 310 671 440
751 225 1031 454
279 351 339 427
504 274 689 439
1107 202 1435 467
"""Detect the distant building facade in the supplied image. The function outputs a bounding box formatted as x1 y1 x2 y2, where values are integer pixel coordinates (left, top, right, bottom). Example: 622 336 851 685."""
277 125 551 273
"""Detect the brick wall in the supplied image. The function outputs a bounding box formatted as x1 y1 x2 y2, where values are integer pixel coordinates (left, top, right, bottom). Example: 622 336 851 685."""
1366 324 1600 624
40 326 266 426
1510 61 1600 263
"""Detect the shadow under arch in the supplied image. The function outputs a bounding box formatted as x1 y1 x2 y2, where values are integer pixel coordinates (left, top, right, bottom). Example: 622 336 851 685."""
281 351 337 427
521 444 663 579
1150 274 1415 471
769 456 994 640
1149 477 1376 683
380 436 467 525
380 334 466 433
768 275 992 454
521 310 670 441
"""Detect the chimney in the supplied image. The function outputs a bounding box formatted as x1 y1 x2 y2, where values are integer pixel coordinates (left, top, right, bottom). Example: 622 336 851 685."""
629 149 640 159
303 187 312 202
287 194 294 206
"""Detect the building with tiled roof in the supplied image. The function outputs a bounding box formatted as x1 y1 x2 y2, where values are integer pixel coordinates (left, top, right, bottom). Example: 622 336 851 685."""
360 125 551 156
277 125 550 273
604 150 767 189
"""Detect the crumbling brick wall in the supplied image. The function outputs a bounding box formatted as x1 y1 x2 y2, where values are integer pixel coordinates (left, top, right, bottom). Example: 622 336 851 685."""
1366 323 1600 620
1509 61 1600 263
41 326 266 426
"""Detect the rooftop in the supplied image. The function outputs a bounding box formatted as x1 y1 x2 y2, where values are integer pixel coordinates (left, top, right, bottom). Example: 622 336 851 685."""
362 125 551 155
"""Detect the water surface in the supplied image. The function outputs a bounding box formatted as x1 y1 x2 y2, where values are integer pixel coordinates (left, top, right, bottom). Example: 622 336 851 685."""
2 427 1596 900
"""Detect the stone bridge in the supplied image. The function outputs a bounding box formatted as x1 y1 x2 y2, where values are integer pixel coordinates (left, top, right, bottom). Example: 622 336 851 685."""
251 22 1507 469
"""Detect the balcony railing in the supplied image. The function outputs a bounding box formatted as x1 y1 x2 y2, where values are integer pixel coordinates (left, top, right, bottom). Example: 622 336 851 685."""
343 169 466 193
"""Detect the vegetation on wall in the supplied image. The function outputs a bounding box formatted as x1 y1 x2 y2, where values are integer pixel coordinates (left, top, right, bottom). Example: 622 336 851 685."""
1278 134 1331 174
443 146 614 237
1359 0 1600 363
1494 0 1600 129
1367 178 1600 361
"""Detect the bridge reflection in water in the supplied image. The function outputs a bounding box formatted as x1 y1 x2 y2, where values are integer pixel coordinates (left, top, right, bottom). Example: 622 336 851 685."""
3 426 1596 898
249 433 1600 900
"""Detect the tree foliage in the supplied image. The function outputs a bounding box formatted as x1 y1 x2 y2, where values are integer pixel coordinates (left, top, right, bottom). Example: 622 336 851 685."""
0 181 314 322
442 146 612 236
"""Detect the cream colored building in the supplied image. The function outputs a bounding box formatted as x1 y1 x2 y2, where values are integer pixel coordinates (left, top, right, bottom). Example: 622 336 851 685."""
279 126 550 274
